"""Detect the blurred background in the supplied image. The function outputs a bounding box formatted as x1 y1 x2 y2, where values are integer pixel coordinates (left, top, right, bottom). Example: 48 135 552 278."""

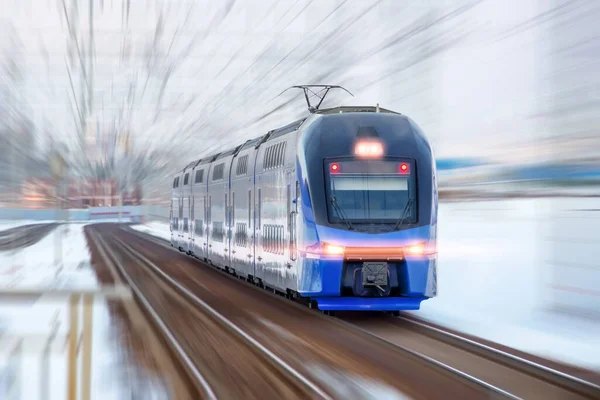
1 0 599 388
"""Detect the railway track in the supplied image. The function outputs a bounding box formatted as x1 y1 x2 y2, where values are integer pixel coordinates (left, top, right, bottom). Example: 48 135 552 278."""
0 223 59 251
91 226 332 399
396 314 600 397
338 313 600 399
122 224 600 400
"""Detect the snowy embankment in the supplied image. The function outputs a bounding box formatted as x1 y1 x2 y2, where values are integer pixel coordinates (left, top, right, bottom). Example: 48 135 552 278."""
0 220 56 231
130 221 172 241
413 197 600 371
0 223 145 399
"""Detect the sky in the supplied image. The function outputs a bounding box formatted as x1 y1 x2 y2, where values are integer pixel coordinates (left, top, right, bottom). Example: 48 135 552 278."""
1 0 599 170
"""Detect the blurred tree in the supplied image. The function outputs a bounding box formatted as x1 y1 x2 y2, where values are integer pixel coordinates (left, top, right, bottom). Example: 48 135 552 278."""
0 24 43 205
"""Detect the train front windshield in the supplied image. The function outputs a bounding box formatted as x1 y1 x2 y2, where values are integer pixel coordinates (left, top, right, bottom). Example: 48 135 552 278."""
325 160 416 225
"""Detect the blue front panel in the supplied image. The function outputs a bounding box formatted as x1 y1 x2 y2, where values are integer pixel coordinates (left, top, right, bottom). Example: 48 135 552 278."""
401 257 432 296
296 223 436 299
297 257 344 296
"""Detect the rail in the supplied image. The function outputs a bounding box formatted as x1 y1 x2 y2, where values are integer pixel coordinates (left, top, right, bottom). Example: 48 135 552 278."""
396 314 600 399
111 235 333 400
92 231 218 400
122 226 520 399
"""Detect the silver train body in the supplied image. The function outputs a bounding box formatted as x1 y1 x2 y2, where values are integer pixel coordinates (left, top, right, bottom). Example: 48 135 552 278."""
170 106 438 311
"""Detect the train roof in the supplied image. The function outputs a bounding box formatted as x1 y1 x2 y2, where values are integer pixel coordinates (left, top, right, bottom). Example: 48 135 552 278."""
178 106 400 172
315 105 401 115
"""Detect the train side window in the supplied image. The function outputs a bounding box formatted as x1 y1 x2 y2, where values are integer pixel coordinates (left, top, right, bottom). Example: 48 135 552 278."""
270 145 276 169
236 155 248 176
184 173 189 185
213 163 224 181
267 147 273 170
183 218 189 232
277 143 283 167
191 197 194 220
264 225 268 252
173 178 177 188
266 225 270 253
235 223 247 247
277 226 281 255
263 148 269 170
248 189 251 226
286 184 291 231
232 192 235 227
195 219 203 236
195 169 204 183
269 225 273 253
257 189 262 229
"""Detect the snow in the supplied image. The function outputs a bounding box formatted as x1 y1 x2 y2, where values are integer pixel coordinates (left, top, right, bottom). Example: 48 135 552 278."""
0 220 55 231
0 224 97 289
410 198 600 371
130 221 172 242
0 223 169 399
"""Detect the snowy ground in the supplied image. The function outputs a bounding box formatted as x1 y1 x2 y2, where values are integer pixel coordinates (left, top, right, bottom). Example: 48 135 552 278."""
135 199 600 371
410 198 600 371
130 221 171 241
0 220 56 231
0 223 164 400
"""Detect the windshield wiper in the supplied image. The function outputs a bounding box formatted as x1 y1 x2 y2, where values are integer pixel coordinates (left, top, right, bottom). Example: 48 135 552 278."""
330 196 354 230
393 198 414 231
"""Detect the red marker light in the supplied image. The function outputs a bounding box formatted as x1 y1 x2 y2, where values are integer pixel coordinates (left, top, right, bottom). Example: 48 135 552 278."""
331 163 339 172
399 163 409 174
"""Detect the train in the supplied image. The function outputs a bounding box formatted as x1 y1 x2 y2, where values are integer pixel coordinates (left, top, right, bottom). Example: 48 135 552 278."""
170 86 438 313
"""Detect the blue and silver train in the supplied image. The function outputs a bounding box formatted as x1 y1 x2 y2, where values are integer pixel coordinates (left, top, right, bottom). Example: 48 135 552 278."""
170 93 438 312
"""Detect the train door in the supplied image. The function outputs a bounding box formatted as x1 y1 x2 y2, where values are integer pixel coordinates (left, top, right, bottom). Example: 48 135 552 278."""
287 176 299 290
178 194 183 248
247 186 255 278
229 148 255 279
169 196 175 245
189 194 195 253
254 183 263 283
205 192 211 260
191 165 206 259
227 188 233 270
287 173 299 263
